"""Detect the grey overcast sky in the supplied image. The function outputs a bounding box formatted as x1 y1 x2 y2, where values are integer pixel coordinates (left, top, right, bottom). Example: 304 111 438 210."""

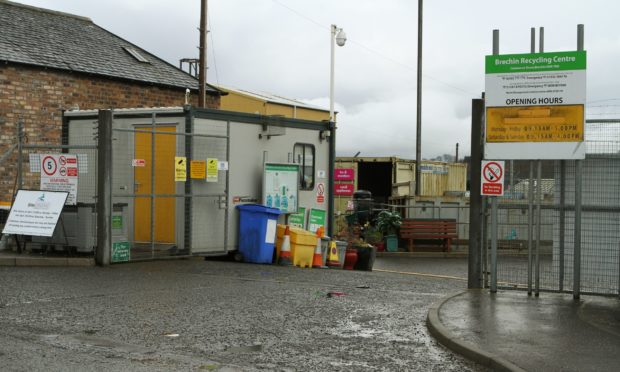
14 0 620 159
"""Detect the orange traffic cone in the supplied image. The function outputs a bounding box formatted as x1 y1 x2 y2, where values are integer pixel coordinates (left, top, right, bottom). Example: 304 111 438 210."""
312 228 324 268
326 241 340 267
279 226 292 266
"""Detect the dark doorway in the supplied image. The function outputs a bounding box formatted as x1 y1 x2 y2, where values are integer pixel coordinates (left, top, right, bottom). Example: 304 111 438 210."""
357 162 393 204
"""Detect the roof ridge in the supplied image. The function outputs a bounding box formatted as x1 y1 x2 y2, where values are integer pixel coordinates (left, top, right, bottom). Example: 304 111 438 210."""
0 0 92 22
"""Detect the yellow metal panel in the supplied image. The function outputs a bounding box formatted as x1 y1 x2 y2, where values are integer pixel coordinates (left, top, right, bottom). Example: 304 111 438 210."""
265 103 294 117
134 126 176 243
219 91 266 115
486 105 584 142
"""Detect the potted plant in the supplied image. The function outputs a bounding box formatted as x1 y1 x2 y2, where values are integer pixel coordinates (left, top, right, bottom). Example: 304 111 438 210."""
376 210 402 252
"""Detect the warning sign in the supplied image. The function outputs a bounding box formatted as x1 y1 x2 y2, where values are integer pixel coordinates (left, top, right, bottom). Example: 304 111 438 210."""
175 157 187 182
316 182 325 204
190 160 206 179
481 160 504 196
40 154 79 205
207 158 218 183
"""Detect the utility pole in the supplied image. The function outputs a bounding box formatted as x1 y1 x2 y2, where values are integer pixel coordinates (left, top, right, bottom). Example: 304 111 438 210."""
414 0 423 196
198 0 208 108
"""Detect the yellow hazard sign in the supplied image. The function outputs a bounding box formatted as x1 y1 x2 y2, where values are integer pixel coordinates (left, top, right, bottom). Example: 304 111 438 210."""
190 160 206 179
175 156 187 182
207 158 218 183
486 105 584 143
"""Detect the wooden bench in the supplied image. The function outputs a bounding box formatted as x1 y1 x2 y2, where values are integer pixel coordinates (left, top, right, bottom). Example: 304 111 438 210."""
400 219 457 252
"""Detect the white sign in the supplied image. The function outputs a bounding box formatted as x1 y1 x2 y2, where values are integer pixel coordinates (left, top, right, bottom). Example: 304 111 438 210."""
263 163 299 213
217 161 229 171
40 154 79 205
2 190 68 237
485 51 586 160
481 160 505 196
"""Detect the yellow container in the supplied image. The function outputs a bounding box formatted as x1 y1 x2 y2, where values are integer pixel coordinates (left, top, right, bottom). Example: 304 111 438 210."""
275 224 318 267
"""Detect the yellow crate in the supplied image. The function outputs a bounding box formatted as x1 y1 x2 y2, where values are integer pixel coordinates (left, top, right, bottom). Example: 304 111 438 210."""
275 224 318 266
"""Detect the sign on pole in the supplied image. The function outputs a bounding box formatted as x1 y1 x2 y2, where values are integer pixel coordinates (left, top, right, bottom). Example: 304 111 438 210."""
485 51 586 160
481 160 505 196
40 154 78 205
2 190 68 237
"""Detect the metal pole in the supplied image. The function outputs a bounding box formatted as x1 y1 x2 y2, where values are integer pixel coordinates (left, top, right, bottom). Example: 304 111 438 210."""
574 24 584 300
528 161 534 295
531 27 536 53
535 161 542 296
328 24 338 238
329 24 337 122
468 100 484 288
491 196 498 293
17 121 23 191
414 0 423 196
198 0 208 108
96 110 113 266
559 160 566 291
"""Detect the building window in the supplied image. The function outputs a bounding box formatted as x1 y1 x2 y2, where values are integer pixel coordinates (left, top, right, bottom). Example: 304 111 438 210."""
294 143 315 190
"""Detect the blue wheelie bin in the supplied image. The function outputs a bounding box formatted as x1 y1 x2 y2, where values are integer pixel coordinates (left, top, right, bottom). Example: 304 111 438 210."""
236 204 281 263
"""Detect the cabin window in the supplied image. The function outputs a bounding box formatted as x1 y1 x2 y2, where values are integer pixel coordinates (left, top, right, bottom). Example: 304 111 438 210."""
293 143 315 190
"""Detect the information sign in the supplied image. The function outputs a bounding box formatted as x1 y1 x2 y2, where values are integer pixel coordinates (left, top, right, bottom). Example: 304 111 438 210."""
288 207 306 228
481 160 505 196
308 208 326 234
334 183 354 196
191 160 206 179
207 158 218 183
112 241 130 263
263 163 299 214
334 168 355 181
40 154 78 205
485 51 586 159
175 157 187 182
2 190 68 237
316 182 325 204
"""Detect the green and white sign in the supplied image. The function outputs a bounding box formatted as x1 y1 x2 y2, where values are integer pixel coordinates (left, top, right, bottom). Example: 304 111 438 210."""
288 207 306 228
112 241 130 263
485 50 586 160
263 163 299 213
308 208 326 234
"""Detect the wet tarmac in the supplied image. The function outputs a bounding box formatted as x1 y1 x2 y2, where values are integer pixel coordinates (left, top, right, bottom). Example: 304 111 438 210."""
432 290 620 372
0 257 484 371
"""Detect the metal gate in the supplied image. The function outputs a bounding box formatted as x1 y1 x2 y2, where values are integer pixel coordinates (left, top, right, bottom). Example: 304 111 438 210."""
484 120 620 296
9 120 98 254
110 110 229 261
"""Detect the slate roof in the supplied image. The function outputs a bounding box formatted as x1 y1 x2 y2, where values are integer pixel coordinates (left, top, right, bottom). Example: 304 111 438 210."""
0 0 217 93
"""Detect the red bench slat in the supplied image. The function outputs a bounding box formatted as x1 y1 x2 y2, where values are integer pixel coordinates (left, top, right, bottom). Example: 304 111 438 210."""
399 219 458 252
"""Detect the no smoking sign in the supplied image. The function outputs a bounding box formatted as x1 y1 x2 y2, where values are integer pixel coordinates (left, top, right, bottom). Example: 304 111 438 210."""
481 160 505 196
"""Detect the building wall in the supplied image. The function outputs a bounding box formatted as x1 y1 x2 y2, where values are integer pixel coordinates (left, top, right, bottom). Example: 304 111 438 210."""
0 64 220 204
220 90 331 121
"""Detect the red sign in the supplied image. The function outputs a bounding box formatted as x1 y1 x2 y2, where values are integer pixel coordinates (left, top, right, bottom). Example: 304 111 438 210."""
334 168 355 181
132 159 146 167
481 160 505 196
334 183 354 196
316 183 325 203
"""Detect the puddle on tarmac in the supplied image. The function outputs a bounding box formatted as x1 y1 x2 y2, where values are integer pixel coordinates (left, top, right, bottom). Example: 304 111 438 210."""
226 344 263 353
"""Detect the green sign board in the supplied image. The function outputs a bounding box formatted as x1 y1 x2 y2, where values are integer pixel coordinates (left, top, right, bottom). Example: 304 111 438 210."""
112 241 130 263
263 163 300 213
288 207 306 228
485 51 586 74
308 208 326 234
112 215 123 230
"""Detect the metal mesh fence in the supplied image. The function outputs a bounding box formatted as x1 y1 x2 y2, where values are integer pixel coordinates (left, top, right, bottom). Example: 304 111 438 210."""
491 121 620 296
110 117 229 262
4 119 98 255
